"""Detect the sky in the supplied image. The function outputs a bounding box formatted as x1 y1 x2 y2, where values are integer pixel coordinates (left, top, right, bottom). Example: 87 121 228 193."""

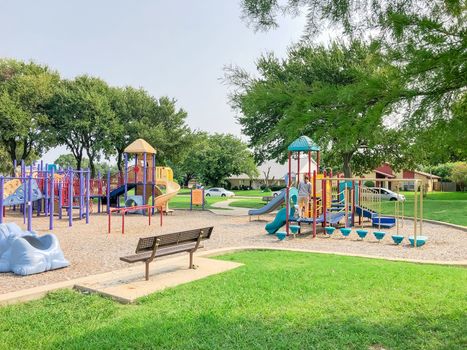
0 0 307 164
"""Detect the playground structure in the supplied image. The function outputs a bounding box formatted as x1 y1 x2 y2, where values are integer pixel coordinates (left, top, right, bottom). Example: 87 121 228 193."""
0 139 180 233
264 136 426 247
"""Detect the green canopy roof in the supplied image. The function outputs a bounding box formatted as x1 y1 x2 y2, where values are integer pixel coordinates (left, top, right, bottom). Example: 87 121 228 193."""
287 136 320 152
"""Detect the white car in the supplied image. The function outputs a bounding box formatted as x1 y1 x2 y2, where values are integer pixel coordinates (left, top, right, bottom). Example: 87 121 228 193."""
366 187 406 201
204 188 235 197
272 189 284 197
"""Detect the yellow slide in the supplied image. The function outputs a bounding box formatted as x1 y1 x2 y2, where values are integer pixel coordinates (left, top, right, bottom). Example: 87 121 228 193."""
154 167 180 212
3 179 22 199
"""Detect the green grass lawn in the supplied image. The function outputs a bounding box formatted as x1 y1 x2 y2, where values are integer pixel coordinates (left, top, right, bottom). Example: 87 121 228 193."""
229 198 271 209
0 251 465 349
376 191 467 226
233 189 273 197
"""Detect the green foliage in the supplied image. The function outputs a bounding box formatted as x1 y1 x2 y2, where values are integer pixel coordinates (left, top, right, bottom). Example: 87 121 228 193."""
227 41 408 176
178 132 258 186
240 0 467 166
0 59 60 168
54 154 118 175
424 163 455 181
363 180 375 187
451 162 467 191
0 251 466 349
47 76 119 177
108 87 190 171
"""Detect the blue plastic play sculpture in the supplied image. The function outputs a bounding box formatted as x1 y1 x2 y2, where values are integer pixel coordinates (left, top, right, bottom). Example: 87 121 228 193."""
0 223 69 276
325 227 335 236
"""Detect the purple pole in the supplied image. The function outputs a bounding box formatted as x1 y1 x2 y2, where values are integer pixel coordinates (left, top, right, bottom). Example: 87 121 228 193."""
107 170 111 214
86 169 90 224
143 152 147 206
49 166 54 230
0 176 4 224
58 181 63 220
152 153 155 214
27 174 33 231
124 153 128 203
44 164 49 216
97 171 101 213
68 169 73 227
79 170 83 220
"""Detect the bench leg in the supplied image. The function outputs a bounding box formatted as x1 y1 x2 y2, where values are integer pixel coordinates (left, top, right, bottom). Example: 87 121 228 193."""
145 262 150 281
189 252 194 269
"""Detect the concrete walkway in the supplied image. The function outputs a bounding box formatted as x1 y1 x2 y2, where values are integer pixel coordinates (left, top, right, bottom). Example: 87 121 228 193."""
210 199 251 216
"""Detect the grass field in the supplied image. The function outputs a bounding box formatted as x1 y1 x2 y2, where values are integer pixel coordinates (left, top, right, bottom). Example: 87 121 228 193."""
378 191 467 226
0 251 465 349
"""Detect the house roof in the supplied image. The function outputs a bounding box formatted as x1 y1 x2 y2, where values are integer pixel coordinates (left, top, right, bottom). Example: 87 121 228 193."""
228 156 317 180
413 170 441 179
374 169 396 178
287 136 320 152
124 139 157 154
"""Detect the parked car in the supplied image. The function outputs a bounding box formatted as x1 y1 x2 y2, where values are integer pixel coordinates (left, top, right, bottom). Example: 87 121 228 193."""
365 187 406 201
204 188 235 197
272 189 285 197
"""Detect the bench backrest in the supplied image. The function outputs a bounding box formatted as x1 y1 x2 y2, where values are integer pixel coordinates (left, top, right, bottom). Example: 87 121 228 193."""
135 227 214 254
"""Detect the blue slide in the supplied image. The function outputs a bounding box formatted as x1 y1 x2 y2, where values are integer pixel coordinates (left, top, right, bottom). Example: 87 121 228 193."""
265 187 298 234
248 189 286 216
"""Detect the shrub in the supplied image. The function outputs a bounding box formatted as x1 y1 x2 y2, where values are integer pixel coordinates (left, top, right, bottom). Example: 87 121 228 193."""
451 162 467 191
364 180 375 187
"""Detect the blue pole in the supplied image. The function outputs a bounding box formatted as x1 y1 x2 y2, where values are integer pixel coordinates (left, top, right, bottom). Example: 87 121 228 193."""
50 167 54 230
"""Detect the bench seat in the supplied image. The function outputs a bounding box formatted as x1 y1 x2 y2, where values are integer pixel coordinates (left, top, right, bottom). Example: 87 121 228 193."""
120 227 213 280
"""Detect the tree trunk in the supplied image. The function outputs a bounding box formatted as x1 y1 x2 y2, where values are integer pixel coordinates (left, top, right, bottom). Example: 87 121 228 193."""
76 156 82 170
116 150 123 172
7 140 17 176
342 152 353 178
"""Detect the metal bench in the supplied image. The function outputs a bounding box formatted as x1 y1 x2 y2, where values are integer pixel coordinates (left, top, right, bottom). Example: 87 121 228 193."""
120 227 213 280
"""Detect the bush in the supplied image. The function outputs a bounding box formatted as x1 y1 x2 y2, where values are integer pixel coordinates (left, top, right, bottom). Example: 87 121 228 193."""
426 163 455 181
364 180 375 187
262 187 271 192
270 185 283 191
451 162 467 191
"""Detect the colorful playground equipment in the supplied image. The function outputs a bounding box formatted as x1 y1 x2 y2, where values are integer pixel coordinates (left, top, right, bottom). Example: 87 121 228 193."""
106 139 180 233
0 139 180 233
265 136 426 247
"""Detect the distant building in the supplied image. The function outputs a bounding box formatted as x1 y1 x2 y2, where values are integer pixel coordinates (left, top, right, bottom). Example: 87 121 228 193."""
227 156 318 190
362 163 441 191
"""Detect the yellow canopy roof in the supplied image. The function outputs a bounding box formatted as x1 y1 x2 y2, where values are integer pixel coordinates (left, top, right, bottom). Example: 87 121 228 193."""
124 139 157 154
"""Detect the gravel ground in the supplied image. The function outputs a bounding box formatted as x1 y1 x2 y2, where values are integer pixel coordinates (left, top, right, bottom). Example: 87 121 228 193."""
0 210 465 294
